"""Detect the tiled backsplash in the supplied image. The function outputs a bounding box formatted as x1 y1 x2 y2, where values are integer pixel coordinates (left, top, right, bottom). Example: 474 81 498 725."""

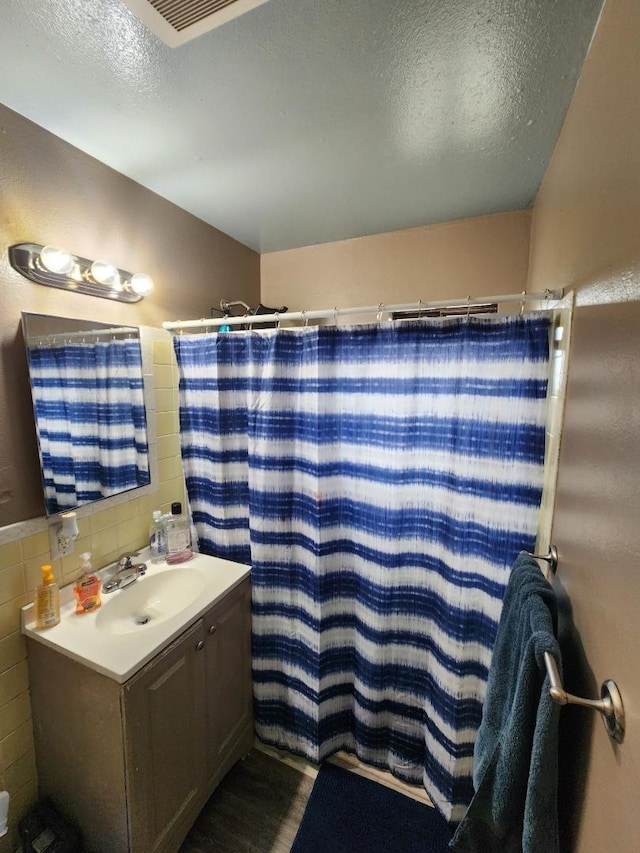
0 327 184 851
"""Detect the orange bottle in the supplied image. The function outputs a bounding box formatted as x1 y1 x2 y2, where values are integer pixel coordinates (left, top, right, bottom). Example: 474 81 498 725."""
74 552 102 615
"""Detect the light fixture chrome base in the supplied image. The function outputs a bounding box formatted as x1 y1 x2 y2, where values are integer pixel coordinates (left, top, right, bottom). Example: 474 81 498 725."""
9 243 143 303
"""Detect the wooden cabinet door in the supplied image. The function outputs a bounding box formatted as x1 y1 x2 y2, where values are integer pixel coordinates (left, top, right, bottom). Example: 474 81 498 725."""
123 618 207 853
204 579 253 784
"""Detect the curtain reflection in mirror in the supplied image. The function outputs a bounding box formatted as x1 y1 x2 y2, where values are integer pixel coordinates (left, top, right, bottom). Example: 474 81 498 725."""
27 336 149 514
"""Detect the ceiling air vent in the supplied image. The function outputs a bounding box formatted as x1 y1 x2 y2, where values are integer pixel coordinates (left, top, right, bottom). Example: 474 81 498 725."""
122 0 271 47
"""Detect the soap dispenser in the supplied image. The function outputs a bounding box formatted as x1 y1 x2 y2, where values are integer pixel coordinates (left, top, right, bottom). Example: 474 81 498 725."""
74 552 102 615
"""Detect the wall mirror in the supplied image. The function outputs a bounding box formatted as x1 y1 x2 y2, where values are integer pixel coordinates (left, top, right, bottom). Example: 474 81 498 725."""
21 312 150 517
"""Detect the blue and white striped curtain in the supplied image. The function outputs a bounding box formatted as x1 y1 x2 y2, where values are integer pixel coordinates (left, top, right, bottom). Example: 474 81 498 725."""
174 315 550 822
28 338 149 514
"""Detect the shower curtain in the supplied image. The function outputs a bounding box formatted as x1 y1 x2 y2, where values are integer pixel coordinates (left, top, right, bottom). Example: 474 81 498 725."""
174 315 550 822
27 338 149 514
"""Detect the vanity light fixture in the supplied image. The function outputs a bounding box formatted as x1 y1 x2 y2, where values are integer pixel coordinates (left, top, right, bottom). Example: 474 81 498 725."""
129 272 154 296
40 245 75 276
90 259 122 290
8 243 154 303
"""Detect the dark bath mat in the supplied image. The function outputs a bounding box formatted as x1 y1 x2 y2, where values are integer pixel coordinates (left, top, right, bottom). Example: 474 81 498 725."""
291 761 453 853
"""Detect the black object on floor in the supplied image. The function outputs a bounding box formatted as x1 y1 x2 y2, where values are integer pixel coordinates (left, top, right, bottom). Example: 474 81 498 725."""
19 797 83 853
291 762 453 853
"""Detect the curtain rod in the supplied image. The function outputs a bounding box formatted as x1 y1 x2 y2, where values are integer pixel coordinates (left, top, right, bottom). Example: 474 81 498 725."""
162 289 563 331
30 326 137 344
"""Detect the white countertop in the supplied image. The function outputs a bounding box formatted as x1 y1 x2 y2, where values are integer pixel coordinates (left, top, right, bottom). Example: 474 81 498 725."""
22 552 251 684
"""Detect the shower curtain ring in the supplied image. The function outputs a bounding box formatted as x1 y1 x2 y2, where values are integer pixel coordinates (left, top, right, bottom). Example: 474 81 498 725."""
302 309 308 327
520 291 527 316
417 298 423 318
275 312 280 329
333 307 338 325
466 296 471 318
377 303 384 322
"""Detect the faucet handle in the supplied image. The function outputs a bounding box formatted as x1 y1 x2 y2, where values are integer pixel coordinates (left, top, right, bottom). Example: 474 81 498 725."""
117 552 139 570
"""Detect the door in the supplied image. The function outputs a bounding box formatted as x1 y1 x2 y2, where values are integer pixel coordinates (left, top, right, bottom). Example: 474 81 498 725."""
551 301 640 852
124 618 207 853
204 578 253 784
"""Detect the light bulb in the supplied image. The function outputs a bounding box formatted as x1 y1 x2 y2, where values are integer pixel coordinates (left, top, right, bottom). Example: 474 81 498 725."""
129 272 153 296
40 246 74 275
90 259 121 289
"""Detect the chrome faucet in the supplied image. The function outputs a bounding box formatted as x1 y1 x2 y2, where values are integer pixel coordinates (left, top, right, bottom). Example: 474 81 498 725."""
102 554 147 593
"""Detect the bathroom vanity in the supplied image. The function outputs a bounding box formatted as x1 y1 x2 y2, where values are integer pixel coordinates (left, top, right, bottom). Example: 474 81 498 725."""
22 554 253 853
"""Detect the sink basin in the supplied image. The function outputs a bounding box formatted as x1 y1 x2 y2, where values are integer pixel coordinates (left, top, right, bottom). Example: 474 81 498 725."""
95 569 205 634
22 552 251 683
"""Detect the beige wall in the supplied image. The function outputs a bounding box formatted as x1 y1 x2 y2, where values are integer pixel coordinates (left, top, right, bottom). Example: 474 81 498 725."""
528 0 640 850
528 0 639 304
0 104 260 527
261 210 532 312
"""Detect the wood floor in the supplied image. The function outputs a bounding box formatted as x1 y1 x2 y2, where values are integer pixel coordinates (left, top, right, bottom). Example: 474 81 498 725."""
179 748 314 853
180 744 432 852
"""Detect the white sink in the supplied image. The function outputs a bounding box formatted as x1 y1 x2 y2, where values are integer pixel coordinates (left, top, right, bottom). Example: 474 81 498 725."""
95 569 205 634
22 553 250 683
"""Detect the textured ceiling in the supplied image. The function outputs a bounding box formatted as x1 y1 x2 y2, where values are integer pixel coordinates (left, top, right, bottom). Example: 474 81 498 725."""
0 0 603 253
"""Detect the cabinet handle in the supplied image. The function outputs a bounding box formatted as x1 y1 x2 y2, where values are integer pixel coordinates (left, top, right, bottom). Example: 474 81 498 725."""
208 625 217 635
196 640 205 651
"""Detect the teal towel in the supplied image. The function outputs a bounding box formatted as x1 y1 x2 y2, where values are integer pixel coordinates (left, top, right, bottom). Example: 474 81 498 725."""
450 553 562 853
